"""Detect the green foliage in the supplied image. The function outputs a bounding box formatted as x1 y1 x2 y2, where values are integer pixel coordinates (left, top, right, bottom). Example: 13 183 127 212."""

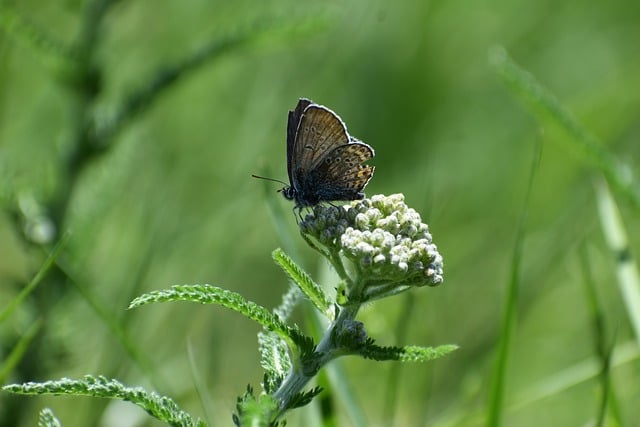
258 285 302 395
0 2 79 69
37 408 61 427
272 284 303 322
578 244 620 425
258 332 290 392
129 284 314 353
287 386 323 410
272 248 332 317
489 46 640 210
0 319 41 384
99 17 323 145
488 46 640 426
119 232 450 424
594 180 640 344
233 385 281 427
260 237 451 422
3 376 204 427
487 135 539 427
359 341 458 363
0 232 69 323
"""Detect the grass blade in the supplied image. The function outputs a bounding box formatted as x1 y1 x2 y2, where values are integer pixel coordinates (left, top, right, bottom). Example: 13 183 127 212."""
594 178 640 343
0 319 42 384
578 244 622 425
489 46 640 210
486 140 541 426
511 340 639 411
0 232 69 323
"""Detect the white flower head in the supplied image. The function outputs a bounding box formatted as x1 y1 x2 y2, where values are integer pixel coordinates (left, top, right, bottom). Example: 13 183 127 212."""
300 194 444 295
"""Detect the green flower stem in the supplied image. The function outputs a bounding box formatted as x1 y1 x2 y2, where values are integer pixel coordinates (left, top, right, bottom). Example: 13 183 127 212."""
364 282 413 301
329 248 350 283
273 303 360 417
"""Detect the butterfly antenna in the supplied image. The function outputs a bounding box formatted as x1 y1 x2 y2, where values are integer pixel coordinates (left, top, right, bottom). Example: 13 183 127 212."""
251 174 289 187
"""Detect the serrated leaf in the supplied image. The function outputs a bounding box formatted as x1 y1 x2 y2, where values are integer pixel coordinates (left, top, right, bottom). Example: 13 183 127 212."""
272 284 303 322
272 248 332 317
38 408 61 427
288 386 323 410
129 284 314 354
3 375 204 427
359 342 458 362
234 386 280 427
258 331 290 391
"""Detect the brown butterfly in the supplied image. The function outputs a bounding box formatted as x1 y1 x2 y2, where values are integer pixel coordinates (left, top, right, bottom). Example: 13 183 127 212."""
254 99 375 211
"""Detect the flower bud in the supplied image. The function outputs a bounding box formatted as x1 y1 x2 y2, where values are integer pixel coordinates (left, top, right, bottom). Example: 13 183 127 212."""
300 194 444 299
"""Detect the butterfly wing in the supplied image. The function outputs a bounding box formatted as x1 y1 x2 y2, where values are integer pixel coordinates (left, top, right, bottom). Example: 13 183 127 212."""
286 99 375 207
293 104 350 177
302 141 375 202
286 99 312 185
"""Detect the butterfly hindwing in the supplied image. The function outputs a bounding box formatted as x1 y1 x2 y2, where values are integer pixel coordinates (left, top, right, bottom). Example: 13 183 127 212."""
304 142 374 201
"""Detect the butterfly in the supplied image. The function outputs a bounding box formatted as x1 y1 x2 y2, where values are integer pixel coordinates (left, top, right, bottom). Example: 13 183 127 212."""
255 98 375 212
253 99 375 215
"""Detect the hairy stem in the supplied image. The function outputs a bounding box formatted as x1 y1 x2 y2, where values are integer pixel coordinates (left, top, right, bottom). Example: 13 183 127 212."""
272 303 361 420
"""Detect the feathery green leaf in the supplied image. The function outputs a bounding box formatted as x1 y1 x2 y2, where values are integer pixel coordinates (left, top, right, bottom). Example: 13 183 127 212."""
359 342 458 362
3 376 204 427
272 248 332 317
272 284 303 322
233 385 281 427
37 408 61 427
258 331 290 392
129 284 314 352
288 386 323 410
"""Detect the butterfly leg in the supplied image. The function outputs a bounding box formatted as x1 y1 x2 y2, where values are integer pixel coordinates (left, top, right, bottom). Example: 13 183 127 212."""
292 205 301 224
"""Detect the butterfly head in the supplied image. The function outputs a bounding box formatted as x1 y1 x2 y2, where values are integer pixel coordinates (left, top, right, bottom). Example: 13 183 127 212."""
280 186 296 201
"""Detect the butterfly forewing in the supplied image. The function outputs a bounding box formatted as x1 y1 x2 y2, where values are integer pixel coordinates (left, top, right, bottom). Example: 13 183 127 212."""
286 99 312 185
294 105 350 173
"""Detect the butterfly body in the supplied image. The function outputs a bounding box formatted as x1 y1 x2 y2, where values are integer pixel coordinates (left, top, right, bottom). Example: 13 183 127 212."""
282 98 375 209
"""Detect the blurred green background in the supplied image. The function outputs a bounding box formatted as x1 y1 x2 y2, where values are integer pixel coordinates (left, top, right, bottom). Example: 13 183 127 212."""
1 0 639 425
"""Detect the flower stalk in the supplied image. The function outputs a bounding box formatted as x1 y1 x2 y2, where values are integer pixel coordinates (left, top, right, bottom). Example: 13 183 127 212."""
272 302 361 415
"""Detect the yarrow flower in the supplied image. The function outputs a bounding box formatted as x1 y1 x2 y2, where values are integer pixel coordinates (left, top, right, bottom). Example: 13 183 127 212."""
300 194 443 301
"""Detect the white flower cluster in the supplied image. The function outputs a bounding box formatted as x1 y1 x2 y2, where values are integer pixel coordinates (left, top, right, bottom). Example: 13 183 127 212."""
300 194 443 288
